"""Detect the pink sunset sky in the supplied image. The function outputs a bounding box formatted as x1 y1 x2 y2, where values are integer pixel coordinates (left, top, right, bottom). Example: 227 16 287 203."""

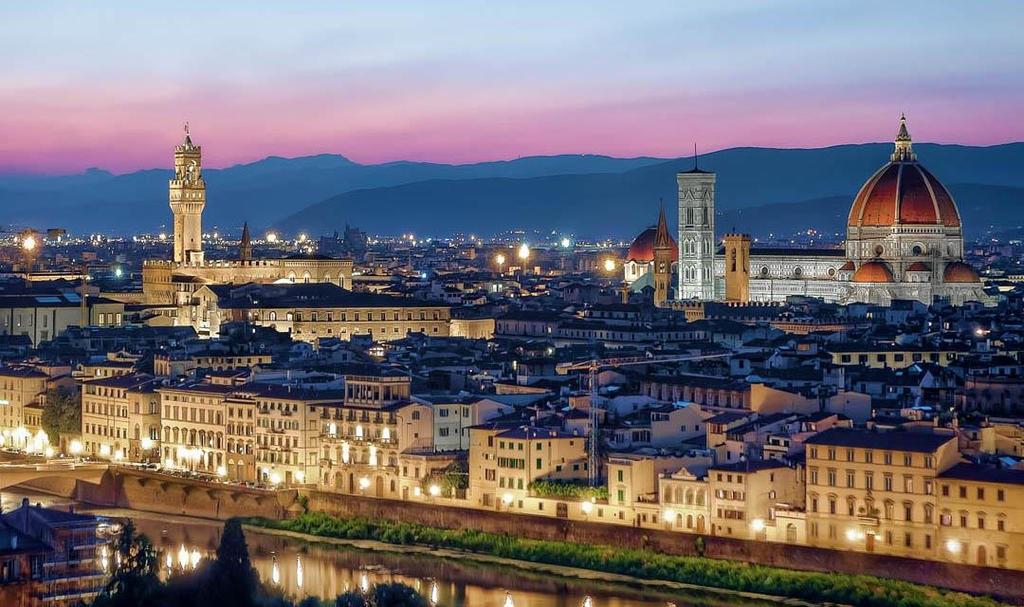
2 1 1023 174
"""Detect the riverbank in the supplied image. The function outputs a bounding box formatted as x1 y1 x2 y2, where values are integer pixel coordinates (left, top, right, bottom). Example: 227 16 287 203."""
246 512 1011 607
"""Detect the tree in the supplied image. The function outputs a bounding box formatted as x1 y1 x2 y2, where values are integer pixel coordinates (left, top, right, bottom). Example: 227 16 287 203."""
209 518 261 607
93 520 161 607
371 583 428 607
42 386 80 445
335 583 426 607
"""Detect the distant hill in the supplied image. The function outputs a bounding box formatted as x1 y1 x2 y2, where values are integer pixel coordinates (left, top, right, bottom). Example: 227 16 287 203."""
3 142 1023 237
0 154 664 234
277 143 1024 238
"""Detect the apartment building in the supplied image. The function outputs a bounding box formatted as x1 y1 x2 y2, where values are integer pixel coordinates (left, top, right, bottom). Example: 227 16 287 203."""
158 382 234 473
80 373 160 461
0 364 71 451
314 369 434 498
936 463 1024 569
804 428 960 559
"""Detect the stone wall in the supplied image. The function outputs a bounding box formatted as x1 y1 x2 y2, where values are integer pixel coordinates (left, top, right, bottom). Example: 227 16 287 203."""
306 490 1024 602
20 468 296 521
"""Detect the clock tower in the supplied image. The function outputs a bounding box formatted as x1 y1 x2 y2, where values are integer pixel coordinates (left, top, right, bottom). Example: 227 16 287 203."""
170 124 206 264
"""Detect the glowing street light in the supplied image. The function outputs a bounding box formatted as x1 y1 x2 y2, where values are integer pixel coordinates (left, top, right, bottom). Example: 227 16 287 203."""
140 437 154 451
662 509 676 523
945 538 962 554
358 476 371 491
266 232 279 243
428 484 441 497
560 237 572 249
750 518 766 532
21 234 37 252
603 258 617 272
501 492 514 506
216 465 227 477
580 499 594 515
68 439 83 456
517 243 530 261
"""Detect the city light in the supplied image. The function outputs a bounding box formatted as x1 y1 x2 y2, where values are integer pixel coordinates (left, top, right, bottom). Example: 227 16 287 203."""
560 237 572 248
945 538 962 554
358 476 371 490
517 243 530 260
845 528 865 542
266 232 279 243
140 437 154 450
44 446 55 458
298 233 308 242
158 232 167 241
750 518 766 532
68 439 83 456
216 465 227 477
269 471 282 485
662 509 675 523
501 492 514 505
580 500 594 514
22 234 37 251
495 253 506 266
603 258 617 272
428 484 441 497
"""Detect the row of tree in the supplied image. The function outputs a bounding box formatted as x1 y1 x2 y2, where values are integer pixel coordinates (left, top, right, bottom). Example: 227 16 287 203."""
92 518 427 607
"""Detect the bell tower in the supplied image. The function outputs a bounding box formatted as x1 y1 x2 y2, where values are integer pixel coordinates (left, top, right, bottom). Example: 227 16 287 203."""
169 124 205 264
652 204 674 307
677 152 716 300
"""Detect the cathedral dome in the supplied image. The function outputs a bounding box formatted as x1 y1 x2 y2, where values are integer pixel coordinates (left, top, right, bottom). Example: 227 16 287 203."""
627 226 677 262
943 261 980 283
852 261 894 283
907 261 930 272
847 116 961 229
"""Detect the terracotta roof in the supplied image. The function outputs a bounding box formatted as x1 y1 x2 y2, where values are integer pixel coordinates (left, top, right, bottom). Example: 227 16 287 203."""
851 261 894 283
907 261 931 272
943 261 980 283
627 226 678 263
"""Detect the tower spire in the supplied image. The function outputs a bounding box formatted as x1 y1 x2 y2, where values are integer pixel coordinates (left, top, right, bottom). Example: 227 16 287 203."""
654 200 672 250
891 113 915 162
239 222 253 261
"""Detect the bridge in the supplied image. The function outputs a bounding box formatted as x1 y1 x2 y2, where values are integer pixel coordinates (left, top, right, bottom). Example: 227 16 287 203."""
0 460 109 490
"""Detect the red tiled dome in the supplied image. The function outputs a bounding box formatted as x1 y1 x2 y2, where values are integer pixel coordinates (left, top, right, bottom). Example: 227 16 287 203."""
847 116 960 229
627 226 677 262
839 261 855 271
943 261 980 283
852 261 894 283
907 261 931 272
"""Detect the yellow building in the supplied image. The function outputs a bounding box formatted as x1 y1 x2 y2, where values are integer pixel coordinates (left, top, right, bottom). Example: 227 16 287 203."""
158 382 234 473
314 370 435 498
936 463 1024 569
80 373 160 462
804 428 960 559
0 365 72 451
192 283 451 342
826 344 968 368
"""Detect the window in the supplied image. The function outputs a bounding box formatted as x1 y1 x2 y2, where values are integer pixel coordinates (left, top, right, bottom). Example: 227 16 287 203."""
998 489 1005 502
846 470 855 488
959 486 967 499
977 488 985 500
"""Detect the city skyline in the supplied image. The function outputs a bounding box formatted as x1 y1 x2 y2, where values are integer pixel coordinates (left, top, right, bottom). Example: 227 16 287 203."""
3 1 1024 174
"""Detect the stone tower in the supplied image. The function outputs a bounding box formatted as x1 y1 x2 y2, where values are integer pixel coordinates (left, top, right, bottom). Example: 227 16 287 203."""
239 222 252 261
677 162 716 300
723 233 751 303
652 204 674 307
169 125 205 264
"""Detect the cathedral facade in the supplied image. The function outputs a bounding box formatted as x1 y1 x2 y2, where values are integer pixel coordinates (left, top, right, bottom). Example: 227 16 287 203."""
142 129 352 306
629 116 989 307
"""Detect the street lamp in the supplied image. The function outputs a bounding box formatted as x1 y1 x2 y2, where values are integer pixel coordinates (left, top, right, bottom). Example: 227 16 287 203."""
603 258 617 272
21 234 37 252
428 483 441 497
495 253 506 275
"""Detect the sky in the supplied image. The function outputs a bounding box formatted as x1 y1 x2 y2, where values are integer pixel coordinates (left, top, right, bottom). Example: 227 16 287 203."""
2 1 1023 174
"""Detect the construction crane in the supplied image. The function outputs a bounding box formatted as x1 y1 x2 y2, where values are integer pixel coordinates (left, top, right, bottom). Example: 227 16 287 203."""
561 351 732 485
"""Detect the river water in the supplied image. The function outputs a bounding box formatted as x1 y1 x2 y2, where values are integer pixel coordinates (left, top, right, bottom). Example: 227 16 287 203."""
1 490 775 607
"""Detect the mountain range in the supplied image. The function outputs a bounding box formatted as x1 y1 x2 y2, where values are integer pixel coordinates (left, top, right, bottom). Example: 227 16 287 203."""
3 143 1023 239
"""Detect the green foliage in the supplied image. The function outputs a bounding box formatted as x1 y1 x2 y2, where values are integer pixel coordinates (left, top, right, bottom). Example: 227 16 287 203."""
92 520 161 607
527 479 608 501
42 386 81 445
246 512 1007 607
420 460 468 497
334 583 425 607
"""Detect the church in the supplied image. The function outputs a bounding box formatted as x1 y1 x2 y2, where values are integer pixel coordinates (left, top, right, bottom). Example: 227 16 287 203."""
141 129 352 306
625 116 989 307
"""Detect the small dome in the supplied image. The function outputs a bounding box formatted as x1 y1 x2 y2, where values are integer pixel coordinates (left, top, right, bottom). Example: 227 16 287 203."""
852 261 894 283
943 261 980 283
907 261 931 272
627 226 677 262
839 261 855 271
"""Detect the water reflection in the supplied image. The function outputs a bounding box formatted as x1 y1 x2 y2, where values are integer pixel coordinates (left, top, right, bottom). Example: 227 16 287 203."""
2 493 772 607
127 516 765 607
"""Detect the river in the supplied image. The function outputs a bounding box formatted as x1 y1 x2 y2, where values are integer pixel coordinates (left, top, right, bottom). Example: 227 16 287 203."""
1 490 778 607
